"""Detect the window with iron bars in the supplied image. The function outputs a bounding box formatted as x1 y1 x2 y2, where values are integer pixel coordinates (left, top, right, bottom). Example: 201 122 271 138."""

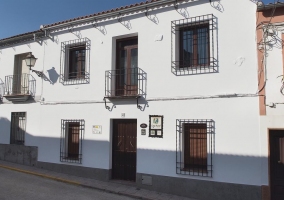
171 14 218 76
176 119 214 177
60 119 84 164
10 112 26 145
60 38 90 85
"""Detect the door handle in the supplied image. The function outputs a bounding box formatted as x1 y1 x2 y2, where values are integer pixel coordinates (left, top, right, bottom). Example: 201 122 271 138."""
130 141 134 147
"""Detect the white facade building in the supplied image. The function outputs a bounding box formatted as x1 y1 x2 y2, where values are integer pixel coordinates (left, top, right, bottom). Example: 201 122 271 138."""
0 0 267 199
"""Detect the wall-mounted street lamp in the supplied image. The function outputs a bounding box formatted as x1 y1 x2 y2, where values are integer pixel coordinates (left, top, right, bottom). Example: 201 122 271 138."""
24 52 52 83
25 52 37 70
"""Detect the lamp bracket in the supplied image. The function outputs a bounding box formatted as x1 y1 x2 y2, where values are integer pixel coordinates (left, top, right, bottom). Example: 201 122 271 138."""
31 69 52 84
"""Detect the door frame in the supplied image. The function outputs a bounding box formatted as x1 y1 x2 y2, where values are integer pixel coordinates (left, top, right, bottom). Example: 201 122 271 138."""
268 128 284 200
115 37 138 96
111 118 137 181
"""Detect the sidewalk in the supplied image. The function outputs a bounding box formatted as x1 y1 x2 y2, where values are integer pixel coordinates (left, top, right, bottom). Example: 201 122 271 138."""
0 160 196 200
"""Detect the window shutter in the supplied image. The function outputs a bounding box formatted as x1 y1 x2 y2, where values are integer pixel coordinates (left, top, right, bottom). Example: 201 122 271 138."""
184 123 207 170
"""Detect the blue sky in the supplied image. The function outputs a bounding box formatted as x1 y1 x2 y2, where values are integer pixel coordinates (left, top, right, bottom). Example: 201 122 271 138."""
0 0 278 39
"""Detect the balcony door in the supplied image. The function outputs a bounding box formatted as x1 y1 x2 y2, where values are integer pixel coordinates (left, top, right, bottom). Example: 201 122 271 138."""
13 53 29 95
116 37 138 96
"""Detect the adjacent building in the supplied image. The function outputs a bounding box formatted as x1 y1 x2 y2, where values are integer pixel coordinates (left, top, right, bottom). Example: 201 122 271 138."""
256 2 284 200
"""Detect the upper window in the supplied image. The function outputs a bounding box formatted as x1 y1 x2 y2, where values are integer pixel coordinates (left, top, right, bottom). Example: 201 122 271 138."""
60 119 84 164
179 24 209 68
176 119 214 177
69 46 86 79
171 14 218 76
60 38 90 85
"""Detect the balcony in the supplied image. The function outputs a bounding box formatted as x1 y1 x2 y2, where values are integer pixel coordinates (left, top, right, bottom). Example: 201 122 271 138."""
104 67 146 109
105 67 146 98
4 74 36 102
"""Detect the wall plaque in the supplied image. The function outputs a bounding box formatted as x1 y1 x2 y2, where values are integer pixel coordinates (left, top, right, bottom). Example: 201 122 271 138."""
140 123 147 128
149 115 163 138
141 129 146 135
92 125 102 134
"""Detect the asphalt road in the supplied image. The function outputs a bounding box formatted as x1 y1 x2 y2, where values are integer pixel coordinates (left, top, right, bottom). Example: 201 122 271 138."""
0 167 135 200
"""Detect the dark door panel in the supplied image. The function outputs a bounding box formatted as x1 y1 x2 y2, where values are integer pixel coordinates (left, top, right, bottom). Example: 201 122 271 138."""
112 119 137 181
270 130 284 200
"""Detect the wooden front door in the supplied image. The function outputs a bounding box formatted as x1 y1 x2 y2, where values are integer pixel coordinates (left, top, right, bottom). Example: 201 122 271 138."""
116 38 138 96
112 119 137 181
270 130 284 200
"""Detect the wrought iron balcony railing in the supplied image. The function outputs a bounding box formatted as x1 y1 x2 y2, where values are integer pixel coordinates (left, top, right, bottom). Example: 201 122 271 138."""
105 67 146 98
0 78 4 100
4 74 36 99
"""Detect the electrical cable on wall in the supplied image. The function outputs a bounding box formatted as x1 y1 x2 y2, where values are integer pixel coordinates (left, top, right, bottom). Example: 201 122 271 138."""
256 0 279 95
37 93 263 106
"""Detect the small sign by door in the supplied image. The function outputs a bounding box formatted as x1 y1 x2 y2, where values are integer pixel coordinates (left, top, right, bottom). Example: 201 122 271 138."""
141 129 146 135
92 125 102 134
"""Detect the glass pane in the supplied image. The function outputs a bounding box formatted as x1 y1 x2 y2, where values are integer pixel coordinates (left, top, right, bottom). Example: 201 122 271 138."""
197 27 209 65
130 48 138 85
183 30 193 67
69 49 85 79
119 49 127 86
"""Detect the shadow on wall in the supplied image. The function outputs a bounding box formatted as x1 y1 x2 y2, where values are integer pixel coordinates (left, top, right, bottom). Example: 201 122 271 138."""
47 67 59 84
0 117 268 200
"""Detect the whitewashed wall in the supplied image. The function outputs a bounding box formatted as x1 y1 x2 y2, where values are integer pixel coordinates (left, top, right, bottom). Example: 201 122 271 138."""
0 0 261 186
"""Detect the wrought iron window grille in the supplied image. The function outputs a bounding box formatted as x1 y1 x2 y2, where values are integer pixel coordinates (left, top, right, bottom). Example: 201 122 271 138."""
4 74 36 97
60 119 84 164
10 112 26 145
60 38 90 85
176 119 214 177
171 14 218 76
